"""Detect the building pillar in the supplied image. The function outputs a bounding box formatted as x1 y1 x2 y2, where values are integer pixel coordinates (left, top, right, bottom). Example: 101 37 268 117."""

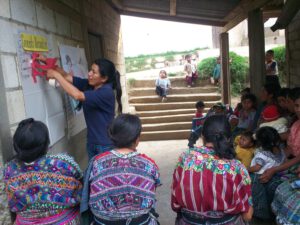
0 55 13 224
248 9 265 96
220 32 230 105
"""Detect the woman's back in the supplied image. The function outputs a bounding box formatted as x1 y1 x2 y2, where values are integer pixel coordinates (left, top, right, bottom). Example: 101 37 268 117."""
4 153 82 223
172 146 252 215
89 150 161 220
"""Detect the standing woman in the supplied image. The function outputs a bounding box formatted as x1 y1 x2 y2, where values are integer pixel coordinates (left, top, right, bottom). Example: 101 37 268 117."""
46 58 122 159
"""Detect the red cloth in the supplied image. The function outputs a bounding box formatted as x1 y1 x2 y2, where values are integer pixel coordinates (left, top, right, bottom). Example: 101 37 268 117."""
195 112 204 127
171 146 252 216
262 105 280 122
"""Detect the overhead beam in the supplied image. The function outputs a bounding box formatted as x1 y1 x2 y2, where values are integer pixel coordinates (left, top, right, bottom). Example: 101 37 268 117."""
222 0 271 32
104 0 123 12
121 10 226 26
263 9 282 19
170 0 176 16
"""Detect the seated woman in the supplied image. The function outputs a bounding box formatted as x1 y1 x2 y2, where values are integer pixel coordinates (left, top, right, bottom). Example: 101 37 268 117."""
81 114 161 225
172 115 253 225
3 118 82 225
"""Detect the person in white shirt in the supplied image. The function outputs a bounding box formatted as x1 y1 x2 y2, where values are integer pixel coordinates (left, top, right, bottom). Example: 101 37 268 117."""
248 126 285 220
155 70 171 102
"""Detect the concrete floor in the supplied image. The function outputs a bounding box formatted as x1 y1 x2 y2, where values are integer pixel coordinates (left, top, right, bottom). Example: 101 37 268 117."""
77 139 275 225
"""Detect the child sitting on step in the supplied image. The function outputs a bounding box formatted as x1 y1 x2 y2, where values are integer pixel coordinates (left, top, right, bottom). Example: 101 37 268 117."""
155 70 171 102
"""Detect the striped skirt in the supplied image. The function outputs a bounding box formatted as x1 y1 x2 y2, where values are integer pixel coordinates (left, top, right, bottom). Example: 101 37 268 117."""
272 181 300 225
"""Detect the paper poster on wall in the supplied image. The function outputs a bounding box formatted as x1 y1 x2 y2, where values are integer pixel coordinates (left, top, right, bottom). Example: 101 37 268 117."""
17 31 66 145
59 45 88 136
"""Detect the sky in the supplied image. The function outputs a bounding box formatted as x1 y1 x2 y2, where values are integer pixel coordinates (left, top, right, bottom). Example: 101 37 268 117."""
120 16 278 57
121 16 212 57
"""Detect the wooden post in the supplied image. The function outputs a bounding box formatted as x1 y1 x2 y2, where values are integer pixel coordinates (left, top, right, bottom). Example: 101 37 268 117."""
220 32 230 105
248 8 265 97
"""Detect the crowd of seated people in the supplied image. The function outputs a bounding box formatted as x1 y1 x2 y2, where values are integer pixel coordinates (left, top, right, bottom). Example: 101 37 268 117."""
3 85 300 225
186 85 300 225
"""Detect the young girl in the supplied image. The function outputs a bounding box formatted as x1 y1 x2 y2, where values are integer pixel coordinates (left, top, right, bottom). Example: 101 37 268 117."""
81 114 161 225
249 126 285 220
232 93 256 137
234 131 255 168
155 70 171 102
46 58 122 159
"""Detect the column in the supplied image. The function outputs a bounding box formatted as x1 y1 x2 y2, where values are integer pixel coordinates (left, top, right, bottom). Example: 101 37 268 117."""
220 32 230 105
248 8 265 97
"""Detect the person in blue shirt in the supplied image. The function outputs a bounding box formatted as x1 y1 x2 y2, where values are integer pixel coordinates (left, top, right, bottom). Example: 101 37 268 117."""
46 58 122 159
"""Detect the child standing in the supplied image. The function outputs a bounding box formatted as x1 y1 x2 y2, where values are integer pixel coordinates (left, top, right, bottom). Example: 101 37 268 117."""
265 49 280 88
184 54 197 88
188 101 205 148
234 131 255 168
155 70 171 102
249 126 285 220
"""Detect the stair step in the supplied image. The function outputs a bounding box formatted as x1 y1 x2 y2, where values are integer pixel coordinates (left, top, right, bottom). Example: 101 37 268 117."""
132 101 219 111
140 113 194 124
140 129 190 141
129 77 211 88
137 108 210 117
129 93 221 104
143 122 192 131
129 87 219 97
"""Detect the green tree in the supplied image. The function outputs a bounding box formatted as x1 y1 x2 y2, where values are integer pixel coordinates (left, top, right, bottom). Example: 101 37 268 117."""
197 52 249 96
272 46 286 83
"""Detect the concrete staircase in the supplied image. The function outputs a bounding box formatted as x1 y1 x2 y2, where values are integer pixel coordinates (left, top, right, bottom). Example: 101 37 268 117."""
128 77 221 141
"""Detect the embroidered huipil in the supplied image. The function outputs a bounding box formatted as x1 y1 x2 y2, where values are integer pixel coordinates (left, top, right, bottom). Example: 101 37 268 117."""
3 154 82 224
89 150 161 220
171 146 252 217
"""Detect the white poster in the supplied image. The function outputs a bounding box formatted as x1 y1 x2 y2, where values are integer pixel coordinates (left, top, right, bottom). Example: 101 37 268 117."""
17 31 65 145
59 45 88 136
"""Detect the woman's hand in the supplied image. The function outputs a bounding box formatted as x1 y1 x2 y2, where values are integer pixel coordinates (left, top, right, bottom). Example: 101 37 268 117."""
46 69 60 79
260 168 276 183
242 206 253 221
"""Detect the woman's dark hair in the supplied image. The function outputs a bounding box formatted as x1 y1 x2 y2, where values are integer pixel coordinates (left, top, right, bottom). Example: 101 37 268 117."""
202 115 235 159
195 100 205 109
278 88 290 98
241 87 251 95
94 58 122 113
13 118 50 163
255 127 280 152
288 87 300 101
263 83 279 100
109 114 142 148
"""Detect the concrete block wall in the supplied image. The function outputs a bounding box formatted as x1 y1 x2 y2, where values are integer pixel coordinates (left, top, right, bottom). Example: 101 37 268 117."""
287 11 300 87
84 0 130 113
0 0 127 223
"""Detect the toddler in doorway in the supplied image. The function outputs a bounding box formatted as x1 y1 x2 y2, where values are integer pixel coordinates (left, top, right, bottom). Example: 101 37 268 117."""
234 131 255 168
155 70 171 102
